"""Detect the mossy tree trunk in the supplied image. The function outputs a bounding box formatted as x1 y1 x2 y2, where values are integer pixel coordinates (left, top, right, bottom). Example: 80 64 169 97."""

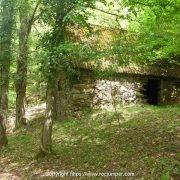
0 0 15 123
0 112 8 148
15 0 41 128
41 83 54 153
41 76 72 153
40 6 72 152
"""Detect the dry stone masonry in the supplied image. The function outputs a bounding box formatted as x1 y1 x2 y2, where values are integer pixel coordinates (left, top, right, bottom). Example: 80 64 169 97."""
70 68 179 112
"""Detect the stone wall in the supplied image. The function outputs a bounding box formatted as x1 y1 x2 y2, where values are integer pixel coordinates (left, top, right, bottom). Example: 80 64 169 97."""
161 79 180 104
72 70 95 111
93 77 144 110
71 70 146 111
71 69 180 111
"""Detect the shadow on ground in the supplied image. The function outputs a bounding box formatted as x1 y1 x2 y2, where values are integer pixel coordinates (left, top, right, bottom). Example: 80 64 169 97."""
0 105 179 179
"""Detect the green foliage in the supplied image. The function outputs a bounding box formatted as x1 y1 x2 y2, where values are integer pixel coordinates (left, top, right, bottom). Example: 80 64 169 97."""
113 0 180 65
38 0 109 82
0 0 15 62
161 172 170 180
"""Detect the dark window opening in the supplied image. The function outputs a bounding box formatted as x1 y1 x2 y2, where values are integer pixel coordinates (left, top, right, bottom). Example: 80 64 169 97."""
142 79 160 105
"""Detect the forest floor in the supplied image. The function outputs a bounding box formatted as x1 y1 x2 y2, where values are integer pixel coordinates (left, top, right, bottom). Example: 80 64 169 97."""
0 105 179 179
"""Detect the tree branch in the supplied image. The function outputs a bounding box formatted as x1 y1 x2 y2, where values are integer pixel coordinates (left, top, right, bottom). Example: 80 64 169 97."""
27 0 42 35
88 6 127 19
32 10 44 23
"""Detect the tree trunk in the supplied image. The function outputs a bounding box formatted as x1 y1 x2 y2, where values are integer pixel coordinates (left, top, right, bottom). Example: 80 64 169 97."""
15 34 28 128
40 8 71 153
0 112 8 148
15 0 30 128
0 58 10 116
41 82 54 153
40 72 72 153
15 0 41 128
0 0 15 123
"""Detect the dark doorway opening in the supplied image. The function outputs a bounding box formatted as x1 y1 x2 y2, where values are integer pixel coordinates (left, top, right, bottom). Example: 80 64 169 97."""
143 79 160 105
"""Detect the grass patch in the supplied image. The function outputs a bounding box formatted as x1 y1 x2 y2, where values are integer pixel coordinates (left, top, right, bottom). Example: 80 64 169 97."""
0 105 179 179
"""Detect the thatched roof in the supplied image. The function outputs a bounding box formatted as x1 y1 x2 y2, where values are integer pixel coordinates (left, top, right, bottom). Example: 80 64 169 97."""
75 61 180 79
117 64 180 79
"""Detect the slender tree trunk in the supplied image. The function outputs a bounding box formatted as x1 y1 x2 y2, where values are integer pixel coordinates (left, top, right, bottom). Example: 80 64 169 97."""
15 0 41 128
15 1 30 128
41 81 55 153
0 0 15 123
0 112 8 148
15 34 28 128
0 58 10 117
